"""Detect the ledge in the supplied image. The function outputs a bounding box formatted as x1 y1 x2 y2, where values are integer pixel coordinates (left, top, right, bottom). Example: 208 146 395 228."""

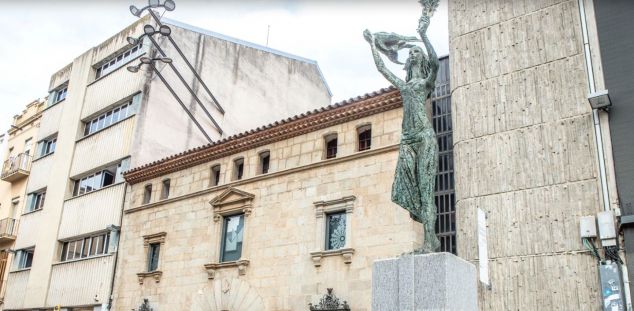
137 270 162 285
204 259 250 279
32 151 54 163
52 253 113 266
9 267 31 274
310 248 355 267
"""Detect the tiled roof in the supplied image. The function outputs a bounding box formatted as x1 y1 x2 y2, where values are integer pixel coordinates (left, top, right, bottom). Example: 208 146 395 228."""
124 86 401 184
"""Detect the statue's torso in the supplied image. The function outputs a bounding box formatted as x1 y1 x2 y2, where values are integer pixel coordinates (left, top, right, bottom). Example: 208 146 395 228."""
400 79 435 144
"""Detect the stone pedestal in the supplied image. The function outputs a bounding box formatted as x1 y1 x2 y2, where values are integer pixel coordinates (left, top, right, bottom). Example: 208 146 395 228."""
372 252 477 311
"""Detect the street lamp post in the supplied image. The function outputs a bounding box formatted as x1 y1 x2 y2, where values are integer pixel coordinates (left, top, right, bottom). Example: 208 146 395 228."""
127 59 213 143
129 0 225 114
129 24 223 135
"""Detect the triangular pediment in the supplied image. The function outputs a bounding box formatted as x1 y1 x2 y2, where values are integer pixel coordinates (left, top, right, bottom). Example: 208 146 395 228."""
209 188 255 208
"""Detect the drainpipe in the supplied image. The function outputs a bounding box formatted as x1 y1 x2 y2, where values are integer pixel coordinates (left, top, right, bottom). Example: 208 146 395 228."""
577 0 632 309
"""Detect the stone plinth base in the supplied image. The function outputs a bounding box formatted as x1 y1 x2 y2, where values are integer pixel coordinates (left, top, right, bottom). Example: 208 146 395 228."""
372 252 477 311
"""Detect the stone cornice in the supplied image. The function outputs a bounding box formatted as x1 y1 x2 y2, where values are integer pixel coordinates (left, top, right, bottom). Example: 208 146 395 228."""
124 87 401 185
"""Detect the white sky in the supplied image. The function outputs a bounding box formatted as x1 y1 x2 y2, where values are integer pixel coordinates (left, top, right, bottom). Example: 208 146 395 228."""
0 0 448 134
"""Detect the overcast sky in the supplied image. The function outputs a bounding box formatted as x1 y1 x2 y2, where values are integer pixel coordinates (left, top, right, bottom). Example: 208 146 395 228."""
0 0 448 134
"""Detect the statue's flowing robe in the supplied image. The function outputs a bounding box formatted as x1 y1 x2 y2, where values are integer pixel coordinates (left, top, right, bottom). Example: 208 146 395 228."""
391 81 438 227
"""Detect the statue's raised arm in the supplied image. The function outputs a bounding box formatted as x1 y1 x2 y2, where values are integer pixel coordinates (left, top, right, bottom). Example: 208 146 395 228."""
364 30 405 89
417 1 439 89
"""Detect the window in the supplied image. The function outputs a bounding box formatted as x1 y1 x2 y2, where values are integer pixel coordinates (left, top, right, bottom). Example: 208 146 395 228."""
83 100 134 137
37 136 57 157
326 212 346 250
26 190 46 213
358 125 372 151
72 167 116 197
95 43 144 79
220 214 244 262
48 85 68 107
61 233 110 262
24 138 33 156
143 184 152 204
16 248 34 269
210 165 221 186
54 87 67 103
325 134 338 159
147 243 160 272
160 179 170 200
233 158 244 181
310 196 355 267
259 151 270 174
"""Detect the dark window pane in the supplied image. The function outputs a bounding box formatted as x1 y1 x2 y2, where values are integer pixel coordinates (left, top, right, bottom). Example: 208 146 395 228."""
221 214 244 262
358 128 372 151
326 137 337 159
148 243 160 271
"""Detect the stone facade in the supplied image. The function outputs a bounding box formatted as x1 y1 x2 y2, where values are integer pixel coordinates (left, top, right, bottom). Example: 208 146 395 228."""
113 90 424 310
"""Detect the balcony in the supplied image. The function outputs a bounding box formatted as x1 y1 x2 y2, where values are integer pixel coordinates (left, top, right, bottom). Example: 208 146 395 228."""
0 218 18 243
1 153 31 182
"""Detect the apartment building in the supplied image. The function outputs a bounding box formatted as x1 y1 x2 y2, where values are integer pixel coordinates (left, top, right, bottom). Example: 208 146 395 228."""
3 15 330 311
0 100 45 309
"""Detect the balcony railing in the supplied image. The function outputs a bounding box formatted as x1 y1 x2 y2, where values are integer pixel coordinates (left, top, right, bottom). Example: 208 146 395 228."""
0 218 18 242
1 153 32 182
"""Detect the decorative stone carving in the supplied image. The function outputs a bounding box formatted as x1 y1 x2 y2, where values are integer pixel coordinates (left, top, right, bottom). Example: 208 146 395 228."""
137 298 153 311
364 0 441 253
136 271 162 285
203 260 250 279
209 188 255 221
310 248 355 267
309 288 351 311
313 196 355 218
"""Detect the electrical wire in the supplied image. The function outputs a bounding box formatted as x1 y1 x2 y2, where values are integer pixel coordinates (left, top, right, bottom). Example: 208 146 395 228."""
583 238 603 263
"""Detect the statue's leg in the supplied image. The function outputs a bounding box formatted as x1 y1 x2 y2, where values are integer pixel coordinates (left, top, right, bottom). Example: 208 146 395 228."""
419 138 440 252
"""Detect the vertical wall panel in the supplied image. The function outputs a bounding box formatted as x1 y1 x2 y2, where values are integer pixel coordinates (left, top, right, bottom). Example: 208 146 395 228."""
38 103 64 140
82 68 146 119
46 255 115 307
69 117 135 177
26 154 54 194
3 270 30 309
58 183 125 240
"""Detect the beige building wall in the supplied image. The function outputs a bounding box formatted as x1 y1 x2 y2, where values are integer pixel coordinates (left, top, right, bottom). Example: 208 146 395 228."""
0 99 44 308
449 0 614 309
4 14 332 311
112 91 419 311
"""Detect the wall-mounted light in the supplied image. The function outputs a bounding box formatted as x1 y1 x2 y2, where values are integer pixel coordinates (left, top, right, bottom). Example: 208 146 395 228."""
588 90 612 111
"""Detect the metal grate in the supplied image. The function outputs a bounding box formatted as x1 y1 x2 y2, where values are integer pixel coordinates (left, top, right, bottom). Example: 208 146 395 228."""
432 57 456 254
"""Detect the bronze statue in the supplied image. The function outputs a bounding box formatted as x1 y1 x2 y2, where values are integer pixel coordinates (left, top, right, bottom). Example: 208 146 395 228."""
364 0 441 253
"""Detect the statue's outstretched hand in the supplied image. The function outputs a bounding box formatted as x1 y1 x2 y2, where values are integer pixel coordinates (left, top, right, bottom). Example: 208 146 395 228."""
417 15 430 35
363 29 374 44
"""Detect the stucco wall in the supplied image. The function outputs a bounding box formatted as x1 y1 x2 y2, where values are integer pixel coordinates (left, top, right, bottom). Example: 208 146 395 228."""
449 0 604 309
130 20 332 169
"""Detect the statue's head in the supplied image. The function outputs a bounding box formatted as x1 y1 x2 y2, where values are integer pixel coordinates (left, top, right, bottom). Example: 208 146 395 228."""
404 46 427 82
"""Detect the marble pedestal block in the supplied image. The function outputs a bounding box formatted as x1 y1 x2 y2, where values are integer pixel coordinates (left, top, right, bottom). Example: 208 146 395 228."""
372 252 477 311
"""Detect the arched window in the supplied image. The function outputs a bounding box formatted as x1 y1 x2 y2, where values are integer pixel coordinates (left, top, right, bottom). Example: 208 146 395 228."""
143 184 152 204
233 158 244 181
357 125 372 151
160 179 170 200
259 151 270 174
210 165 221 186
324 134 338 159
